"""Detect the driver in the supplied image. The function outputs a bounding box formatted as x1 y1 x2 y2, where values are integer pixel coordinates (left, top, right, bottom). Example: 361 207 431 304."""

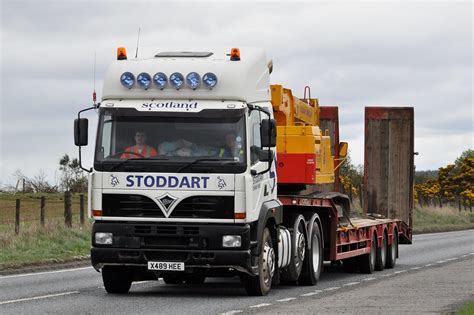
120 130 157 159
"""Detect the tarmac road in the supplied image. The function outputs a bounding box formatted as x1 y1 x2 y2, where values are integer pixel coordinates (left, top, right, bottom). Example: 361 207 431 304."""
0 229 472 315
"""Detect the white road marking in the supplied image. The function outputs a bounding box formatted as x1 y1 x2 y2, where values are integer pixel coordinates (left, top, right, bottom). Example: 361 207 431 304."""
221 311 243 315
0 267 93 280
249 303 272 308
277 298 297 302
436 260 446 264
425 264 433 267
324 286 340 291
362 277 376 281
343 282 360 286
445 258 457 261
411 267 422 270
461 255 468 258
301 290 322 297
0 291 79 305
394 270 407 274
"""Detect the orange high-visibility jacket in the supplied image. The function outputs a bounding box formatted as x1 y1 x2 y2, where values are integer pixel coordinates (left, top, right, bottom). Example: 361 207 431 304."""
120 145 158 159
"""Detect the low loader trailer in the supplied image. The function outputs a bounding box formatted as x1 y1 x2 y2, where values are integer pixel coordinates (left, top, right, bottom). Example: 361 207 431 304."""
75 47 413 296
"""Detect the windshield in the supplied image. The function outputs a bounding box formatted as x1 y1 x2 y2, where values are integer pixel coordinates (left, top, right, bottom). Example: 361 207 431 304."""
94 108 246 173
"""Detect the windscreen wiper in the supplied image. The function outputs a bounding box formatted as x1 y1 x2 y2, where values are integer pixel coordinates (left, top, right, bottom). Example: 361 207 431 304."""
176 158 237 173
108 157 169 172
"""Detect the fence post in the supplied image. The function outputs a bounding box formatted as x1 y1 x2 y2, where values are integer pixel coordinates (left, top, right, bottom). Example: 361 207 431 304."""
79 194 85 225
15 199 20 234
64 191 72 228
40 196 46 227
458 198 462 212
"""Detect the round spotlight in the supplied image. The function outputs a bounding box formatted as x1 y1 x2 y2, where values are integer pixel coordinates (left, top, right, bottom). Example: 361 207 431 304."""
202 72 218 89
186 72 201 90
153 72 168 89
120 72 135 89
170 72 184 89
137 72 152 89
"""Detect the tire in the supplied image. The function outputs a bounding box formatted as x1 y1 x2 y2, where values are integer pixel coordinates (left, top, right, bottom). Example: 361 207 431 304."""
102 266 133 294
358 233 376 274
184 274 206 284
162 273 185 284
243 227 275 296
375 231 387 271
298 223 323 285
385 230 398 269
281 218 306 282
342 257 359 273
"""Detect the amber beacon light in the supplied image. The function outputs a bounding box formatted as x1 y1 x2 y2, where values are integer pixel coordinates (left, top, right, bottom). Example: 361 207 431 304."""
230 48 241 61
117 47 128 60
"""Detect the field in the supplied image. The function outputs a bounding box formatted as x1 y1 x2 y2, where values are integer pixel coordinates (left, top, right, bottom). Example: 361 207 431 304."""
0 193 473 270
0 193 90 270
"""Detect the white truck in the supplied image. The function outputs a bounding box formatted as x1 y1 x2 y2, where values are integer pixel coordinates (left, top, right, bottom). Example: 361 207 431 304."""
74 47 412 296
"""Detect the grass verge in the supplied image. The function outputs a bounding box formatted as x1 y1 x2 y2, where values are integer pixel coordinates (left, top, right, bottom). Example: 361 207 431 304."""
0 220 91 270
456 300 474 315
413 205 474 234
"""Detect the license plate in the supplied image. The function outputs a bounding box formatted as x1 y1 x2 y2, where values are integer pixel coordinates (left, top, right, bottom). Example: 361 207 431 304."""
147 261 185 271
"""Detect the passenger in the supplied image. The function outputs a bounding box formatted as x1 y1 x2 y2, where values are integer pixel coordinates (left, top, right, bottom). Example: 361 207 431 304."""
121 130 158 159
219 133 244 160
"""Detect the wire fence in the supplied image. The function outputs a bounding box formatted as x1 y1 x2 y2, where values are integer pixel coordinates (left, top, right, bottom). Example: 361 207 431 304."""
0 192 87 234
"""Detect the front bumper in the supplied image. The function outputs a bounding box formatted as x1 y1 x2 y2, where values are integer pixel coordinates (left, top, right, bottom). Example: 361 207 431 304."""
91 222 257 274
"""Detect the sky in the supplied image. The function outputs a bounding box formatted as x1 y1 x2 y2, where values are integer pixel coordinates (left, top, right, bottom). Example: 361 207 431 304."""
0 0 472 188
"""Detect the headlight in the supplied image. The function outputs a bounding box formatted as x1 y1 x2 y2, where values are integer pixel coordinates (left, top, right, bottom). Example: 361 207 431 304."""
186 72 201 90
137 72 152 89
170 72 184 89
153 72 168 89
95 232 113 245
202 72 218 89
120 72 135 89
222 235 241 248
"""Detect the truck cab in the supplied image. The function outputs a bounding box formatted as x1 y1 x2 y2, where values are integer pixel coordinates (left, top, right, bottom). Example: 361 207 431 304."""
76 47 282 295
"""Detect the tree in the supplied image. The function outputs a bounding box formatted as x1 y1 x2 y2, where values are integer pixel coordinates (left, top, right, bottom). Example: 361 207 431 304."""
339 151 363 197
29 169 58 193
59 154 87 192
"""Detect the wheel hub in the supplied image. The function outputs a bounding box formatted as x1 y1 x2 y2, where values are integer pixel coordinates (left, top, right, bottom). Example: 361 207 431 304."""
263 242 275 285
296 231 306 268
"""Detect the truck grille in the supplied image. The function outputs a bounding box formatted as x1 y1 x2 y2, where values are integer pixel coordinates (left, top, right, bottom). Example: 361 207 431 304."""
170 196 234 219
102 194 165 218
102 194 234 219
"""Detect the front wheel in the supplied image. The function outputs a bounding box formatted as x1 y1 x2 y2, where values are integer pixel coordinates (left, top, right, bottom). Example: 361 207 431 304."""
298 223 323 285
102 266 133 294
243 227 275 296
162 273 185 284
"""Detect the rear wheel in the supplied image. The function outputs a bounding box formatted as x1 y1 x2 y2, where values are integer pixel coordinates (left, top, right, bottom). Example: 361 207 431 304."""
385 230 398 269
342 257 359 273
375 231 387 271
102 266 133 294
298 223 323 285
358 234 376 274
281 218 306 282
243 228 275 296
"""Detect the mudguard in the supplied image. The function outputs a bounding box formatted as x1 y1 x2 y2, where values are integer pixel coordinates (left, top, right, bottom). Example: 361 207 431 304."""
250 199 283 255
